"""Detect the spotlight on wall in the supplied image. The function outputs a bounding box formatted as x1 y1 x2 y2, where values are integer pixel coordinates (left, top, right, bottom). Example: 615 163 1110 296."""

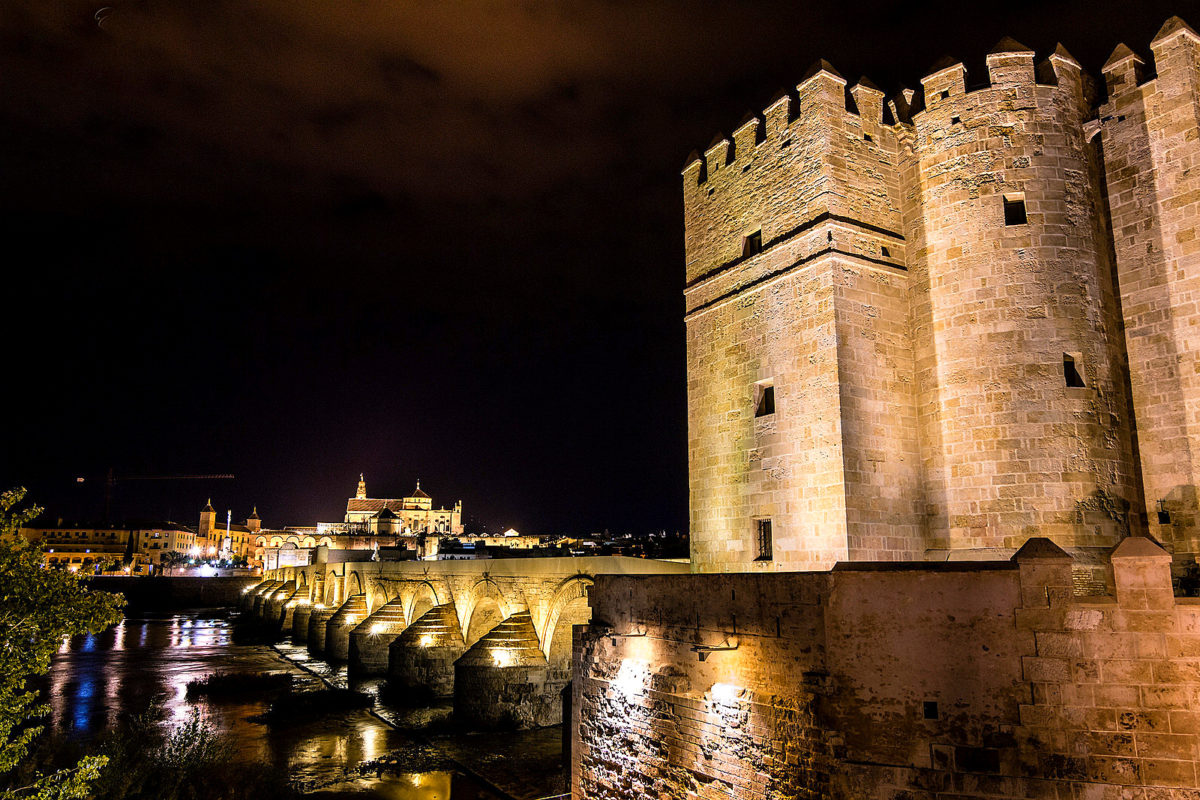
710 682 744 704
691 640 738 662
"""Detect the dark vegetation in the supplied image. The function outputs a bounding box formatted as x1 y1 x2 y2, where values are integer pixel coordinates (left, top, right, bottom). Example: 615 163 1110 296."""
256 688 374 725
185 671 294 700
16 706 301 800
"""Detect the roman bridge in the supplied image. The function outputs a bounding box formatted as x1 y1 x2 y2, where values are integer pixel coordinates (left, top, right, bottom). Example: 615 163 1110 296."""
242 552 688 728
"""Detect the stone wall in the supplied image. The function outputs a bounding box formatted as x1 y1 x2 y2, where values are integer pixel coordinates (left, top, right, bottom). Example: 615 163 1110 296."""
683 21 1198 572
572 537 1200 798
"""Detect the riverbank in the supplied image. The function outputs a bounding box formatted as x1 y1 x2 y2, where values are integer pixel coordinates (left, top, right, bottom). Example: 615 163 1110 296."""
42 609 567 799
90 576 260 608
268 637 568 799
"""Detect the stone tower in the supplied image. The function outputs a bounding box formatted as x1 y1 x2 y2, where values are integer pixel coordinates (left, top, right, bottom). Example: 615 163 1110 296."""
198 499 216 546
1094 18 1200 556
683 21 1197 573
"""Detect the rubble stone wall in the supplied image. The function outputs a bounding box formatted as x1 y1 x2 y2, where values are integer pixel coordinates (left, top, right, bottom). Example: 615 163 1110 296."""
573 538 1200 798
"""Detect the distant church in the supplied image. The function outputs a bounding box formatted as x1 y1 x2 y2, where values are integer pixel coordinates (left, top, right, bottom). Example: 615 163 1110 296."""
344 474 464 536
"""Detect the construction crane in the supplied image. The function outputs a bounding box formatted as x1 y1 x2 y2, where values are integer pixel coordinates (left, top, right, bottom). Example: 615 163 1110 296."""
75 468 235 522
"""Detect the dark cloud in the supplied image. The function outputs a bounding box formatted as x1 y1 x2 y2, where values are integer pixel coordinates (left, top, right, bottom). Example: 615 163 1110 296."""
0 0 1187 532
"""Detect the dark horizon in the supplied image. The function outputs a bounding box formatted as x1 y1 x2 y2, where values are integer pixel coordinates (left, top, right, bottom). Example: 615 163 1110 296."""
1 0 1184 535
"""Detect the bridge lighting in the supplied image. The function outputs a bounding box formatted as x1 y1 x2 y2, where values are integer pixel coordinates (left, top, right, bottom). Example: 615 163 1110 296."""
370 623 385 635
344 617 359 627
491 648 516 668
419 634 434 648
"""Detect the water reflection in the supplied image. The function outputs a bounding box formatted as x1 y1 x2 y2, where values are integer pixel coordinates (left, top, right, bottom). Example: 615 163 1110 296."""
40 611 498 798
375 772 453 799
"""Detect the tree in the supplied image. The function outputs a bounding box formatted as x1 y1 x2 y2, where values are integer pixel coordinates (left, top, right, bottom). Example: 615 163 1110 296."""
159 551 188 577
0 488 124 800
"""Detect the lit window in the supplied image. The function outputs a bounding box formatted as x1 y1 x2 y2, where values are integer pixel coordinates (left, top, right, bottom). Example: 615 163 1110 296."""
755 519 773 561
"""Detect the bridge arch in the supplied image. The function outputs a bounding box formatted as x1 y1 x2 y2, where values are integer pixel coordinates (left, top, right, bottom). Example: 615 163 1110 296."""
346 570 364 599
405 581 440 625
369 584 388 615
323 569 342 607
460 579 511 647
541 576 594 668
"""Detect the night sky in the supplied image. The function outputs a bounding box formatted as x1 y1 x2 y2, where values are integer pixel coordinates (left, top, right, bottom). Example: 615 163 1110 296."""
0 0 1183 534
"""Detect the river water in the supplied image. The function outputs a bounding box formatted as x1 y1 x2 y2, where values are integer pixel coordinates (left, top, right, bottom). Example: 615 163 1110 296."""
39 609 539 799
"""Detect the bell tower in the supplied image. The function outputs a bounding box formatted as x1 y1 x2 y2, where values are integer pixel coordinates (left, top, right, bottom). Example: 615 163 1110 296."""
356 473 367 500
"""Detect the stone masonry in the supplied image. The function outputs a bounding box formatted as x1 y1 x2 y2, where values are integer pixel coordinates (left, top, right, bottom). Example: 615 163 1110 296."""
573 536 1200 798
684 19 1200 572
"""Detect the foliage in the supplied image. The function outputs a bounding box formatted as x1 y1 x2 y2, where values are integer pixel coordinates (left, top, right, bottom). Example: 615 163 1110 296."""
90 705 297 800
159 551 189 576
184 671 293 700
0 488 124 800
258 688 373 725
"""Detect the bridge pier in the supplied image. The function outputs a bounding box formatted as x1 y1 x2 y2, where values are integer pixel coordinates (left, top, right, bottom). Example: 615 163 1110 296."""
291 603 314 643
388 604 465 700
325 594 368 661
265 586 300 627
349 597 408 674
244 581 278 613
307 606 336 653
279 595 303 630
454 611 561 729
238 581 266 611
261 585 291 621
250 581 282 617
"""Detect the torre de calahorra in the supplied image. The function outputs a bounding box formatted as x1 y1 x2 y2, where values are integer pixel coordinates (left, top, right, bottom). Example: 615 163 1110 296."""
683 17 1200 576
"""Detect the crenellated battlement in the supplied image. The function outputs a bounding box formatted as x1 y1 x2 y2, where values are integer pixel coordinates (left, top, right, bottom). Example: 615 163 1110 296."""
683 16 1200 575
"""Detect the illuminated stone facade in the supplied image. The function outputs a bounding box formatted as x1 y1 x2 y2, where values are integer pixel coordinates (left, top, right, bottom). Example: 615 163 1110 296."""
685 20 1200 571
344 475 463 535
573 537 1200 799
570 18 1200 800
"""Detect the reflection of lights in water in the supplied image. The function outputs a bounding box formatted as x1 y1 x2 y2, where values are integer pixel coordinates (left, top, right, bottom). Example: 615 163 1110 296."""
80 634 95 652
361 726 379 762
72 676 96 732
418 634 433 648
390 771 452 799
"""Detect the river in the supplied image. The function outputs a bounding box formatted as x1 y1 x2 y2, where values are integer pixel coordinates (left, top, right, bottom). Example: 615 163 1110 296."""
40 609 566 799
